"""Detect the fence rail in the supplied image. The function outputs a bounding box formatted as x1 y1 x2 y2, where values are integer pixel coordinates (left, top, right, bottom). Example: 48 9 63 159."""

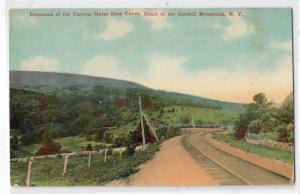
11 145 146 186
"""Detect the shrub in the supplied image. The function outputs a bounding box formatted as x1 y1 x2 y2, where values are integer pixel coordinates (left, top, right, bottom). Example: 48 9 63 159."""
85 144 93 151
93 143 107 151
275 123 294 143
106 148 113 156
248 119 262 134
234 127 247 140
125 144 136 156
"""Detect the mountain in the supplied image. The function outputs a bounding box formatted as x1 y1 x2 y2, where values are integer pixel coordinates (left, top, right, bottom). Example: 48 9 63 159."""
10 70 245 110
10 71 148 89
156 90 244 110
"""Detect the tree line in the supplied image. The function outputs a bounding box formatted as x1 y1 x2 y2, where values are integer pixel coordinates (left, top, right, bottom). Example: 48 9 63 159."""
234 92 294 143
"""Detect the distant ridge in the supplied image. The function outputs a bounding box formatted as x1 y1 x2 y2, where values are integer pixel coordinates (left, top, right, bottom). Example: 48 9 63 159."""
10 71 148 89
10 70 244 110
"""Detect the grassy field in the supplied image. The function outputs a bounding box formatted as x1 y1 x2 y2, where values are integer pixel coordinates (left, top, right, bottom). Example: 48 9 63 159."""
11 144 160 186
14 105 239 158
214 133 294 165
146 105 239 126
15 136 106 158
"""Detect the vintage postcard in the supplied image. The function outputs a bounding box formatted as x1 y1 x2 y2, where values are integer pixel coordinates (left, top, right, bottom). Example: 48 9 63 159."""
9 8 294 186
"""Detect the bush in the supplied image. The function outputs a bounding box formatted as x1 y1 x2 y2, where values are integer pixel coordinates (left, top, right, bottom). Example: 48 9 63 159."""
125 144 136 156
275 123 294 143
93 143 107 151
156 127 181 141
85 144 93 151
248 119 262 134
106 148 113 156
234 127 247 140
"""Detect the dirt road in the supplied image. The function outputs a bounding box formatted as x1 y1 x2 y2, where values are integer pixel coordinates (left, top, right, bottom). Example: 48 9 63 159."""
107 136 218 186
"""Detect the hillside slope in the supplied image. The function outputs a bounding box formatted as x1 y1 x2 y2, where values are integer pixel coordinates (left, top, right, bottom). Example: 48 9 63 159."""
10 71 148 89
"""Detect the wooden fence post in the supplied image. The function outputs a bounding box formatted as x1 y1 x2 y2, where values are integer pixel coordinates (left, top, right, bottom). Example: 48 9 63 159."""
62 154 69 176
104 149 107 163
26 158 33 186
88 152 91 167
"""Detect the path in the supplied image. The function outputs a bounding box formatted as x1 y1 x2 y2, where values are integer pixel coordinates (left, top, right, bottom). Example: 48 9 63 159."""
107 136 219 186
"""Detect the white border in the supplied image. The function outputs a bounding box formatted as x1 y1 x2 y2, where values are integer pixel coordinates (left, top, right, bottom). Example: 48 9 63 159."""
1 1 299 194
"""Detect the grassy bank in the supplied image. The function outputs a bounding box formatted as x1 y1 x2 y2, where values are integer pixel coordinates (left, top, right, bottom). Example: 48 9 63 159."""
214 133 294 165
11 144 160 186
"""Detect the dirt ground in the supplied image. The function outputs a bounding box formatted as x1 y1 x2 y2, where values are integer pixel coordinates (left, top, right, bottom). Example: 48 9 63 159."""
107 136 219 186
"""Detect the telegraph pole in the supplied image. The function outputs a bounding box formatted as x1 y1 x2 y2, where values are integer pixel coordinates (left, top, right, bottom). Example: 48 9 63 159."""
138 95 146 150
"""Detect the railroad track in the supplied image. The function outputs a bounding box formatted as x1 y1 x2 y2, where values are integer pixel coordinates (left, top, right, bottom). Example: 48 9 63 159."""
182 131 292 185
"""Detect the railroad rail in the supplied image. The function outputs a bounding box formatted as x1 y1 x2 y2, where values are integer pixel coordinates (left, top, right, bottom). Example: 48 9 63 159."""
182 130 292 185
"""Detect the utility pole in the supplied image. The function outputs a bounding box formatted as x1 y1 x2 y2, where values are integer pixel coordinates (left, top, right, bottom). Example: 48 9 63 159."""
138 95 146 150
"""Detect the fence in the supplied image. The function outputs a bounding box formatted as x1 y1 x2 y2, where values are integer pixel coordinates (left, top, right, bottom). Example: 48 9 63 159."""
11 145 144 186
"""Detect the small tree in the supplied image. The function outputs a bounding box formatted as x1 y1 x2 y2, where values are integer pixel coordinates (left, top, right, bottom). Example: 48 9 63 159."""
36 131 61 156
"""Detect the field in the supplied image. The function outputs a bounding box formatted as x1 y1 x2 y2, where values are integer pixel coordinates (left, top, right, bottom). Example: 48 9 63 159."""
146 105 239 126
214 133 294 165
11 144 160 186
14 105 239 158
14 136 109 158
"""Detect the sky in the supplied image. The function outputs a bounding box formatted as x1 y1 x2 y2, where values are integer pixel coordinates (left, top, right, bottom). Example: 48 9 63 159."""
9 8 293 103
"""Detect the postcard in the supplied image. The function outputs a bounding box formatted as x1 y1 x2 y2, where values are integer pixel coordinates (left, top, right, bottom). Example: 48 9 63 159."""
9 8 294 186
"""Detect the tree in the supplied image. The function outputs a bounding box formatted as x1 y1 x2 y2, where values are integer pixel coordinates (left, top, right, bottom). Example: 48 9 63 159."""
36 131 61 156
253 93 267 106
234 92 269 137
276 93 294 124
274 93 294 143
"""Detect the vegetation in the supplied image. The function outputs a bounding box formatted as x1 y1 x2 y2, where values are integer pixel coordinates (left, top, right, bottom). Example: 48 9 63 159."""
233 93 294 143
11 144 160 186
36 131 61 156
214 133 294 164
9 71 244 185
10 82 242 158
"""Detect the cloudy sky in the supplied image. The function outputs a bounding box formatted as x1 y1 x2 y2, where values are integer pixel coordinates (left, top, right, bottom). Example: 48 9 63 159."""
10 8 293 103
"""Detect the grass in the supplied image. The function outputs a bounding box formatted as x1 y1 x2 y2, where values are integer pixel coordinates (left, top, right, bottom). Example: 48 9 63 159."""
55 136 105 152
11 144 160 186
146 105 239 126
15 136 107 158
108 122 137 134
214 133 294 165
